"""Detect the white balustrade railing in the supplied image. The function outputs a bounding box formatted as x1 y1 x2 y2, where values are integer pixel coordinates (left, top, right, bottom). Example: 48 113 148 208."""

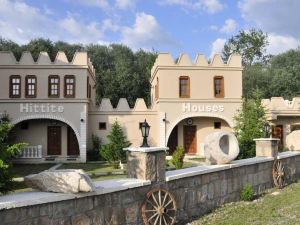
19 145 42 158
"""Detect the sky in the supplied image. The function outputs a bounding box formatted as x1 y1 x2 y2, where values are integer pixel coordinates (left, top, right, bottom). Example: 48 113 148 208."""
0 0 300 60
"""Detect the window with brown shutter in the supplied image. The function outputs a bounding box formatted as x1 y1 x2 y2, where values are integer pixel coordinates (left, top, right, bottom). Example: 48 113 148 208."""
25 75 37 98
48 75 60 97
64 75 75 98
179 76 190 98
9 75 21 98
214 76 224 98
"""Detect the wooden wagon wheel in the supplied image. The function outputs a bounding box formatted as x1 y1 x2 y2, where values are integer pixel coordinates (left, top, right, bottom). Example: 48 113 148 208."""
273 159 285 189
141 188 177 225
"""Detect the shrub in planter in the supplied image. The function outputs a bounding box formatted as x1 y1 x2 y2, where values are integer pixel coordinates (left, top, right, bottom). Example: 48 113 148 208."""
87 134 102 161
171 146 185 169
240 183 254 201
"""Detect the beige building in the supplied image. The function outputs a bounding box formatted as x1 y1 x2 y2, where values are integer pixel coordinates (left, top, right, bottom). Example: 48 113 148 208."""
0 51 244 163
262 97 300 148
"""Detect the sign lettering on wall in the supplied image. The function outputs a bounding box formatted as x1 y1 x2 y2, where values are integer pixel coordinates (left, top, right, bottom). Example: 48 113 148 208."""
20 103 64 113
182 103 224 113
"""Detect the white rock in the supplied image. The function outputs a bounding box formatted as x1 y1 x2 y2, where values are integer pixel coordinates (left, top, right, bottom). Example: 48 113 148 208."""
24 169 96 193
286 130 300 151
204 131 239 165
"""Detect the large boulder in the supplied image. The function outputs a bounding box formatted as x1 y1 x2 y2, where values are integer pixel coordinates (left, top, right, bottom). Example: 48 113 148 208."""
24 169 96 193
204 131 239 165
286 130 300 151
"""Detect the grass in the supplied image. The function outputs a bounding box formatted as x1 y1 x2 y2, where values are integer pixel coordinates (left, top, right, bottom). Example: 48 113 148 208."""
189 182 300 225
11 163 54 178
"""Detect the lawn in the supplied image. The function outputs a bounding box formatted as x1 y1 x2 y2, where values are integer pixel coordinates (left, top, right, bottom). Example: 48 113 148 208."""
189 182 300 225
11 163 55 178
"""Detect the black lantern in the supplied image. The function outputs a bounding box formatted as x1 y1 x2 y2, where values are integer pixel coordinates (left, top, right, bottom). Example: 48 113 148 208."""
263 122 271 138
140 119 150 147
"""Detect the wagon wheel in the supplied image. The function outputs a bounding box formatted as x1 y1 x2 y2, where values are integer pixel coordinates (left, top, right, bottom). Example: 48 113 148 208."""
273 159 285 189
141 188 177 225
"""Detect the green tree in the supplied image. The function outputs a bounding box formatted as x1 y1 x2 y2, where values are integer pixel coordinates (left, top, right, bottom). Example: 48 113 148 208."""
267 49 300 99
100 121 131 167
0 37 23 60
0 115 25 194
223 29 269 66
234 90 267 159
54 41 84 62
24 38 57 61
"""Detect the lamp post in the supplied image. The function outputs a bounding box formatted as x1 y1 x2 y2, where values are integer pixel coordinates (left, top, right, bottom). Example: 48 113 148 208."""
140 119 150 147
263 122 271 138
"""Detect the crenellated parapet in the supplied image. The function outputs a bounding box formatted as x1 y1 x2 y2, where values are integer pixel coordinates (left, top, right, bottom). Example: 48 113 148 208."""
0 51 95 75
262 97 300 112
151 53 242 77
94 98 153 112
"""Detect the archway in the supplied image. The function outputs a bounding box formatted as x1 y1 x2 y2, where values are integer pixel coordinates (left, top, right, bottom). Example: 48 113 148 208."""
166 114 233 155
11 115 80 158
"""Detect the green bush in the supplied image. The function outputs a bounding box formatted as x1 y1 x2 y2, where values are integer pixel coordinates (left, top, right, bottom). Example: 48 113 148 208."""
100 121 131 168
171 146 185 169
0 115 25 194
87 134 102 161
240 183 254 201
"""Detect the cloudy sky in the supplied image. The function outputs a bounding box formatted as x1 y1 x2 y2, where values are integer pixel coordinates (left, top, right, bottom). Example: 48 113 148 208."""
0 0 299 59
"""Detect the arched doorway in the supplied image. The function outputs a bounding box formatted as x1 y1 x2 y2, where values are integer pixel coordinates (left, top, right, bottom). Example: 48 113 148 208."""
167 116 232 155
11 118 80 160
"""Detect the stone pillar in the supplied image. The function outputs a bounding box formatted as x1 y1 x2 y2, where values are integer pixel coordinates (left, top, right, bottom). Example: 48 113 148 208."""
124 147 168 182
254 138 280 157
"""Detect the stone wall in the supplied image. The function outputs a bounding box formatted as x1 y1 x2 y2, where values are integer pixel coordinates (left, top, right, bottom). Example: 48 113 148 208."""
1 152 300 225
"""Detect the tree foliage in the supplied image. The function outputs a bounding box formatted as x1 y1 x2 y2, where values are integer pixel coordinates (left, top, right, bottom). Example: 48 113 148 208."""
223 29 269 66
234 90 267 159
0 115 25 194
100 121 131 166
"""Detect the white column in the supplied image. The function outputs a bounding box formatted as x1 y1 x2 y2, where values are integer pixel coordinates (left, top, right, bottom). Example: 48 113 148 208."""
79 105 87 162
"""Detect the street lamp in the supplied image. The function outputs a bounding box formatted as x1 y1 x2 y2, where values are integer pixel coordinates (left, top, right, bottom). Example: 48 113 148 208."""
263 122 271 138
140 119 150 147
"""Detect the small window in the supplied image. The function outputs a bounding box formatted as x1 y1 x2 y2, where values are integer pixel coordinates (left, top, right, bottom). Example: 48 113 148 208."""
25 75 37 98
99 122 107 130
64 75 75 98
179 76 190 98
20 121 29 130
214 122 221 129
214 76 224 98
48 75 60 97
9 75 21 98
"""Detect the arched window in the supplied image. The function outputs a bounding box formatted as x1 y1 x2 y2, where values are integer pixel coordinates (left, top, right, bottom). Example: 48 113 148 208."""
214 76 224 98
179 76 190 98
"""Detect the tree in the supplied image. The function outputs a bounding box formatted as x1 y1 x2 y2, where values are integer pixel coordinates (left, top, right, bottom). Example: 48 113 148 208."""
222 29 269 66
267 49 300 99
234 90 267 159
100 120 131 167
0 115 25 194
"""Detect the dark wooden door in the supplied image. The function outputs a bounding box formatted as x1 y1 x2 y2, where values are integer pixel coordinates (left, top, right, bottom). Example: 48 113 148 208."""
167 126 178 154
272 125 283 145
47 126 61 155
67 126 79 155
184 125 197 154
